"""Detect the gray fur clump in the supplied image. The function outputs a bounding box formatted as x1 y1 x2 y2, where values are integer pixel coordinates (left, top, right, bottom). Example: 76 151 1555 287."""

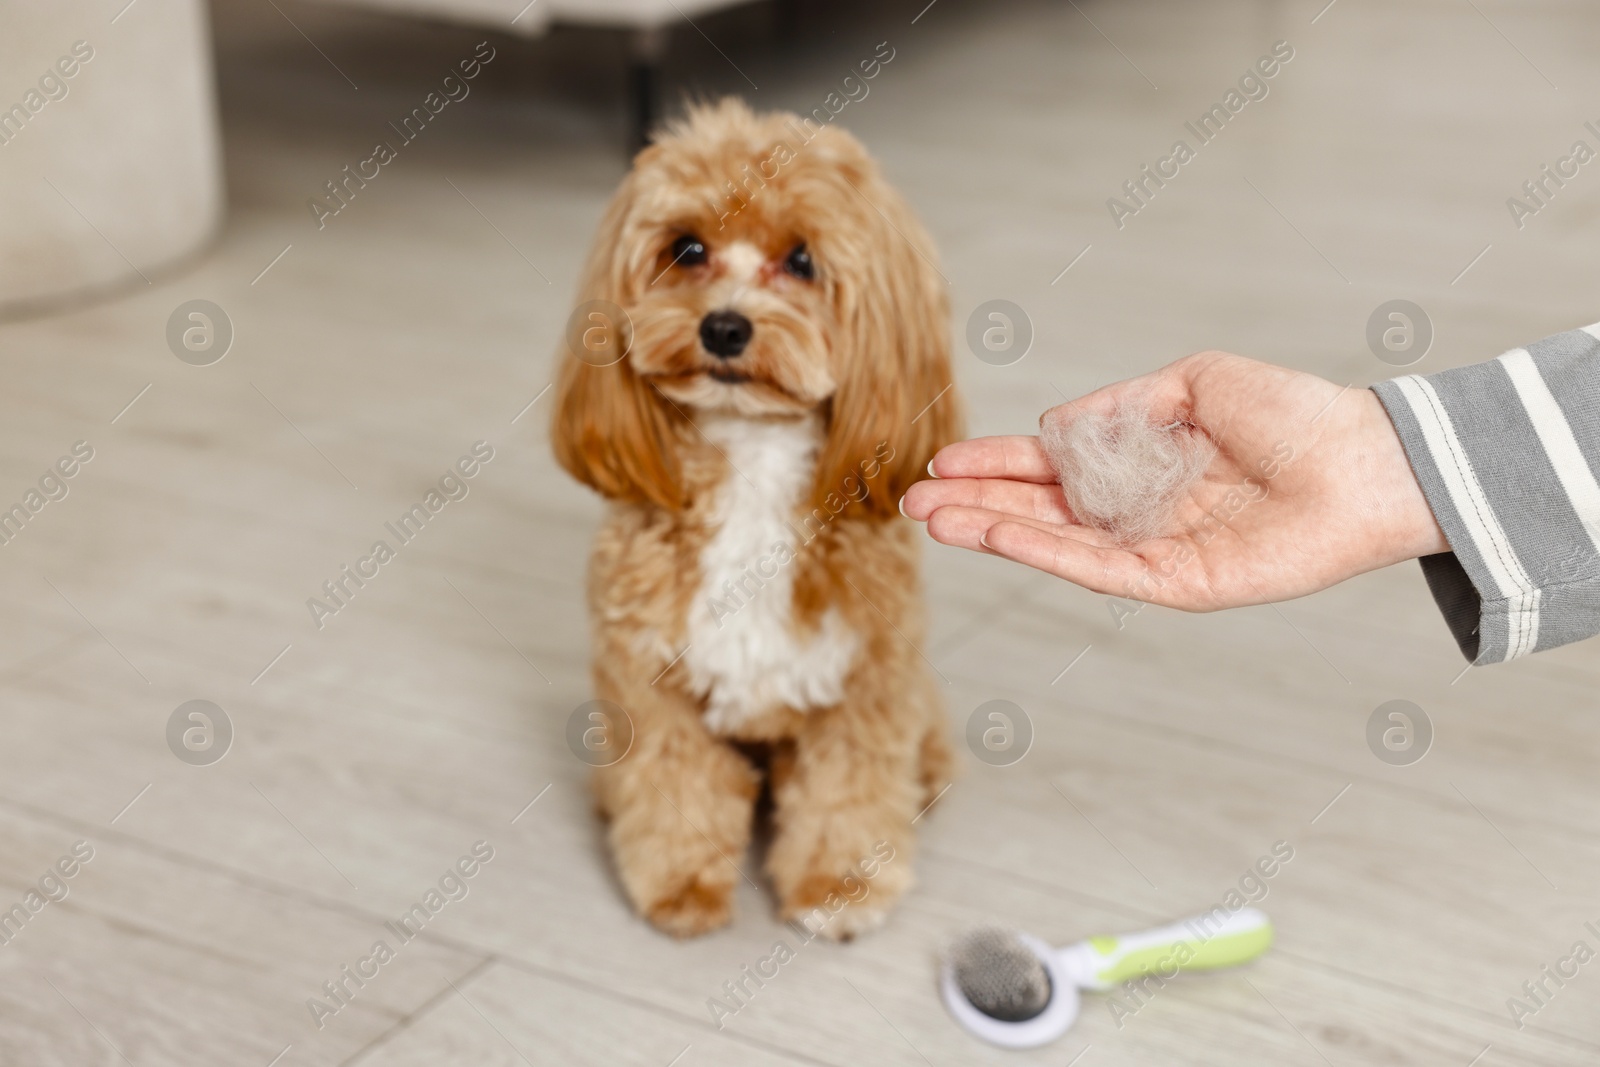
1040 399 1216 545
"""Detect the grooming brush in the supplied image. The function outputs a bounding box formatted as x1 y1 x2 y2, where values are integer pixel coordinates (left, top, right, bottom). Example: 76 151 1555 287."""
940 908 1273 1048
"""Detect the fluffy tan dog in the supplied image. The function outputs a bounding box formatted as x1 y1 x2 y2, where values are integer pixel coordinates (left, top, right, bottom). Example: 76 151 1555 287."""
552 98 960 939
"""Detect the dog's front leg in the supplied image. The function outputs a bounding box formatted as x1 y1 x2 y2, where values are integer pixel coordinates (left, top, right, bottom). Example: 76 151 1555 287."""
593 669 759 938
765 682 921 941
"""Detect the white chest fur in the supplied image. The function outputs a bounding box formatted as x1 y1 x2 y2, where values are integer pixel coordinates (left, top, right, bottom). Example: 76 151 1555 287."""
683 414 858 733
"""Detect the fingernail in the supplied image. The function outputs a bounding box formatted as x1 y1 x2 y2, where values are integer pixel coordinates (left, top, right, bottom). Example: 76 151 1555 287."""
979 531 992 549
927 459 939 478
897 494 909 518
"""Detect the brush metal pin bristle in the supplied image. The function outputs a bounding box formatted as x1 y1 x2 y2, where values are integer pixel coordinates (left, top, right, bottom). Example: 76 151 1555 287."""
950 927 1053 1022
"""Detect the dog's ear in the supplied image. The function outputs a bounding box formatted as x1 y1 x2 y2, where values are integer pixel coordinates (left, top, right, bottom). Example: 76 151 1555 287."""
551 181 687 511
551 357 686 511
811 170 962 519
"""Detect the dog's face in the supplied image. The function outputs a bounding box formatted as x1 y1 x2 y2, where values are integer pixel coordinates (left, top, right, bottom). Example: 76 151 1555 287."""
625 202 835 419
554 98 960 513
608 106 866 419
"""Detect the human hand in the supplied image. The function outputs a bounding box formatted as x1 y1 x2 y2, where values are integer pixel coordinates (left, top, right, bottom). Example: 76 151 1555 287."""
901 351 1449 610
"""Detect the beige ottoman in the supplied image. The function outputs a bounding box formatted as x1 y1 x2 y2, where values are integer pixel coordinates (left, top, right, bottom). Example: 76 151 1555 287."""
0 0 223 318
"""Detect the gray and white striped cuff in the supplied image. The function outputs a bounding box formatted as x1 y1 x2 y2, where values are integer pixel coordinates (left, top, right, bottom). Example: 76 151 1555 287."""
1373 322 1600 664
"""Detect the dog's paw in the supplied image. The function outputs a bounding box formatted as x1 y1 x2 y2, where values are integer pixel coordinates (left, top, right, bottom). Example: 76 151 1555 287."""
778 872 902 942
645 872 735 938
811 899 892 942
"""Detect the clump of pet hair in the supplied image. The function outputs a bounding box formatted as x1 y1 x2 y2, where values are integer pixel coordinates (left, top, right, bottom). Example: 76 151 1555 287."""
1040 394 1216 546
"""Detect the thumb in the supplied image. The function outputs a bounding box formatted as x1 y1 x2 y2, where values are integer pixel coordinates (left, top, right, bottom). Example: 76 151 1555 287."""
1040 366 1195 433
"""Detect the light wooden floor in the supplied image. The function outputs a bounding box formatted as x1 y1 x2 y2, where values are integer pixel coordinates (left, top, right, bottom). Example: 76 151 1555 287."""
3 0 1600 1063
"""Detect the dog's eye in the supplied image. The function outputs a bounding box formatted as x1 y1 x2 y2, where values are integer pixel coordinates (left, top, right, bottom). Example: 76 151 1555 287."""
783 244 815 281
670 234 708 268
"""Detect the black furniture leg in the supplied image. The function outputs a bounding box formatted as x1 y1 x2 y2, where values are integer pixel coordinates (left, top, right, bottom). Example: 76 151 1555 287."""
627 26 668 154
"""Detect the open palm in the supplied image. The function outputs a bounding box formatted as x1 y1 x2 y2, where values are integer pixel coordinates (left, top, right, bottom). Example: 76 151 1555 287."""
901 352 1447 610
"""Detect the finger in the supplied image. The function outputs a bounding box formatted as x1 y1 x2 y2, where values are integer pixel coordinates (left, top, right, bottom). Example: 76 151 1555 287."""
928 436 1057 483
901 477 1075 524
981 520 1165 601
921 508 1132 559
924 505 1115 553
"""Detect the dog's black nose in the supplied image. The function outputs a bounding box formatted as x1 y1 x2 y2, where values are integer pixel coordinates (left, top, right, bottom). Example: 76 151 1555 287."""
699 310 753 359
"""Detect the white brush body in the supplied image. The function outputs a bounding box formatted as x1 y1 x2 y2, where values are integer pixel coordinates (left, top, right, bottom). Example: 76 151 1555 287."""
939 931 1079 1049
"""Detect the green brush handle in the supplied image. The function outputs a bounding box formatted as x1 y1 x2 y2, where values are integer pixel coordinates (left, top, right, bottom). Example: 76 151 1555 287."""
1061 906 1273 991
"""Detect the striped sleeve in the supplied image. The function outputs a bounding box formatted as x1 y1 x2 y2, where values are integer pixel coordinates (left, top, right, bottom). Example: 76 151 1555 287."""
1371 322 1600 664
